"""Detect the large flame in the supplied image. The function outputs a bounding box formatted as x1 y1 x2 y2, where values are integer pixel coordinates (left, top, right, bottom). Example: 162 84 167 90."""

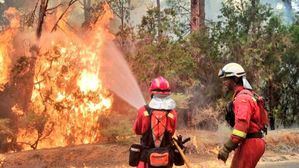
77 70 101 94
1 3 116 150
0 46 10 87
0 8 20 88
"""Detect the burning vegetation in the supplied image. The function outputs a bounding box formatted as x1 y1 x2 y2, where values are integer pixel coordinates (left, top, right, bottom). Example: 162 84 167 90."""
0 1 116 151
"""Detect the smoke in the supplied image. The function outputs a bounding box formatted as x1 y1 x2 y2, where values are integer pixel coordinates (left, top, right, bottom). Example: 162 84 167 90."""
4 7 20 29
216 123 232 143
128 0 154 26
205 0 298 24
205 0 223 21
282 0 295 24
265 0 299 24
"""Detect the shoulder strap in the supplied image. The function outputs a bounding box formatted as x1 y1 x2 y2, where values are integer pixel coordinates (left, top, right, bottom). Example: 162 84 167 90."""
142 105 173 147
144 104 152 116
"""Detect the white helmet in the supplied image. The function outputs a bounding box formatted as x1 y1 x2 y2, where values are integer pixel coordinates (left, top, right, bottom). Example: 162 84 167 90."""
218 63 246 78
218 63 252 90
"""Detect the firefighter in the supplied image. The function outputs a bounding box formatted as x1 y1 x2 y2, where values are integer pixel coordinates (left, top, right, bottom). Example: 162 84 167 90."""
217 63 267 168
132 76 184 168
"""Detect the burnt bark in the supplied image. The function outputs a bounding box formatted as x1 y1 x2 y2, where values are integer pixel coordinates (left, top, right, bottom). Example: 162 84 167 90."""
36 0 49 39
191 0 205 31
156 0 161 40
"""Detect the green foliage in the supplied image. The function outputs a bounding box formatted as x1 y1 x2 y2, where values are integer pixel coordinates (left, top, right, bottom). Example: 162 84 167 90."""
171 93 190 109
108 0 132 23
206 0 298 127
211 0 288 84
269 24 299 127
127 39 196 90
127 0 299 127
275 54 299 126
138 6 187 41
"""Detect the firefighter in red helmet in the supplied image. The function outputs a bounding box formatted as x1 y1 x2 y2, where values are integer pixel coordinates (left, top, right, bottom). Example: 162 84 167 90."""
217 63 268 168
131 76 185 168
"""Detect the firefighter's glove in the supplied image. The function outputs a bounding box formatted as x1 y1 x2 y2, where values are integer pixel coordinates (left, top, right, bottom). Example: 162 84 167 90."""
217 139 238 163
173 135 191 150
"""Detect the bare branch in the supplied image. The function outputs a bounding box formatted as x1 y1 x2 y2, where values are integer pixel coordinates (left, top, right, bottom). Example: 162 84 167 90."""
78 0 84 6
46 3 64 12
107 3 121 18
26 0 40 27
62 19 79 34
51 0 79 32
178 3 191 13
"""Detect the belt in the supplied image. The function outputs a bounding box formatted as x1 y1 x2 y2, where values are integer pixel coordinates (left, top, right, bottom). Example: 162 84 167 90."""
246 132 263 139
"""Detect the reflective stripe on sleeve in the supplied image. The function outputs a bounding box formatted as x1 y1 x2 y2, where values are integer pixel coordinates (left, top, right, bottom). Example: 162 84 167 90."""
232 129 247 138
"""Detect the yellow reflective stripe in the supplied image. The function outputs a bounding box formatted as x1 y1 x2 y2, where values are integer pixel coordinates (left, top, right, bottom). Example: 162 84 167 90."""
143 111 149 116
252 97 257 102
167 113 174 119
232 129 247 138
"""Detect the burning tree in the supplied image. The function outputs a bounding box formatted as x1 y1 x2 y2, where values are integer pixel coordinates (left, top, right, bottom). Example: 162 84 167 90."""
0 1 117 151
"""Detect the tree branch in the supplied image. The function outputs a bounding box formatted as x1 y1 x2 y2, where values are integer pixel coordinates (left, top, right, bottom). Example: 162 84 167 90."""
36 0 50 39
51 0 78 32
46 3 64 12
106 1 122 19
26 0 40 27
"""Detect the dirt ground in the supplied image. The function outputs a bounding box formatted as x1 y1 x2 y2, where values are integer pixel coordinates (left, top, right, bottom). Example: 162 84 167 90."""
0 128 298 168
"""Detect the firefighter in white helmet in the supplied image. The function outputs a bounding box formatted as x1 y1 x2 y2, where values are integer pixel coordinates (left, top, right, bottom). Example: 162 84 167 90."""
218 62 252 89
217 63 268 168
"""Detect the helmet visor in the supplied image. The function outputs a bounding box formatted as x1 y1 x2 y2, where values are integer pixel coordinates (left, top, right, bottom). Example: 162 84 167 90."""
218 69 225 78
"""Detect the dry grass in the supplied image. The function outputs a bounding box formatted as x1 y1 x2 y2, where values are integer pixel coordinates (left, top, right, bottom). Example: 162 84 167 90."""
266 128 299 153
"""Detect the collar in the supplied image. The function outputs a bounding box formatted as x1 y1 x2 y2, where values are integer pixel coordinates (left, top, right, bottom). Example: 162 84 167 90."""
233 85 245 98
148 96 176 110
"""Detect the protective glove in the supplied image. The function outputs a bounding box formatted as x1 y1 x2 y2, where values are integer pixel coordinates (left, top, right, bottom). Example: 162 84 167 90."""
173 135 191 149
217 139 238 163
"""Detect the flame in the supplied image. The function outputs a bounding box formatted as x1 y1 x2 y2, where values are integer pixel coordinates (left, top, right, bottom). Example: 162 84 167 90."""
0 46 9 86
0 8 20 88
4 7 20 29
77 70 101 94
10 3 115 150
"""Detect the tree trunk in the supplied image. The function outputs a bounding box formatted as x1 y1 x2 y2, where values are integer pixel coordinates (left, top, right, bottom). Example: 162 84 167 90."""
191 0 205 31
268 79 275 130
120 0 124 46
83 0 91 24
156 0 161 40
36 0 49 39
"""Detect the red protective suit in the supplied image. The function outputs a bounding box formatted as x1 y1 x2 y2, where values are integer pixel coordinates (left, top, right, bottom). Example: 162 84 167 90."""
230 86 265 168
133 105 177 168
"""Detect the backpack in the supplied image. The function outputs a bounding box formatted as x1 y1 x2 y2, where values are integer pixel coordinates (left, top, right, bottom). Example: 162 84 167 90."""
141 105 175 167
225 90 269 134
141 105 173 148
252 92 269 134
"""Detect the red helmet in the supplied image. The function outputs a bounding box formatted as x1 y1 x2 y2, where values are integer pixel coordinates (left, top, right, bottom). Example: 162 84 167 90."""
149 76 171 95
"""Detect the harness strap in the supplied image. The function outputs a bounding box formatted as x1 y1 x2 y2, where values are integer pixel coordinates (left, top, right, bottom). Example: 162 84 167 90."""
246 132 263 139
142 105 172 148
